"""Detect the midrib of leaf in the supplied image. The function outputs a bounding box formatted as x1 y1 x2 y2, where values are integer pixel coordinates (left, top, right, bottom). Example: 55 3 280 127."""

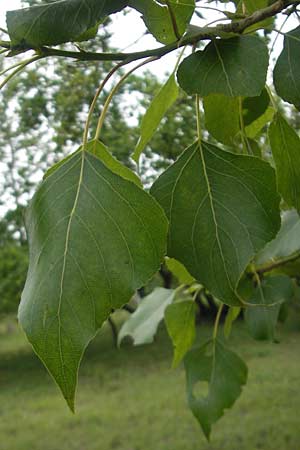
196 141 235 293
214 42 234 97
57 150 86 398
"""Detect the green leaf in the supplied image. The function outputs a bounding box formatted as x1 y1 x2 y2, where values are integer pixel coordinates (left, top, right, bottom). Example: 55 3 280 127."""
132 73 179 163
118 288 175 346
245 106 274 139
255 210 300 265
184 339 248 439
165 300 196 367
129 0 195 44
269 113 300 212
245 275 293 341
224 306 241 339
165 257 195 285
7 0 128 47
19 150 168 411
177 36 268 97
242 88 269 126
151 141 281 306
273 26 300 109
203 90 270 146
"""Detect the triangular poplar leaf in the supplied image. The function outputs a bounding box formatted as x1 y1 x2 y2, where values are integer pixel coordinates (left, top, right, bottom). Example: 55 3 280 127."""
7 0 128 48
19 150 168 410
165 257 195 285
269 113 300 212
255 210 300 265
273 26 300 109
118 288 175 346
165 299 197 367
128 0 195 44
177 36 268 97
132 73 179 163
184 339 248 439
245 275 293 341
150 141 281 306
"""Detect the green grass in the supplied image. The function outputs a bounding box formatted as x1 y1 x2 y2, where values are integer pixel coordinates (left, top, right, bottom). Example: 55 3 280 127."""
0 315 300 450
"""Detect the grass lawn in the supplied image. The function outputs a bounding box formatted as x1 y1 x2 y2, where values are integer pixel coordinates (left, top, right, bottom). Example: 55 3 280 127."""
0 314 300 450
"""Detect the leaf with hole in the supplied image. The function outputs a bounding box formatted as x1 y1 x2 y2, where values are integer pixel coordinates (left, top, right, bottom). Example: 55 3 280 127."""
184 339 248 439
151 141 281 306
19 149 168 410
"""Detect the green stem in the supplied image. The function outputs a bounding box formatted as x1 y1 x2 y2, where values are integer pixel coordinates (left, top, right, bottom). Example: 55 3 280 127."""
254 250 300 276
266 85 278 111
213 304 224 340
238 96 252 155
82 60 125 149
94 56 158 141
195 95 202 142
166 0 181 40
0 55 41 90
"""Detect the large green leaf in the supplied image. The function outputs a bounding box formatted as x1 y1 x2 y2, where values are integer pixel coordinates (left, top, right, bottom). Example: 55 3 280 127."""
224 306 241 339
255 210 300 265
151 141 281 306
269 114 300 212
273 26 300 109
165 299 196 367
19 150 168 410
177 36 268 97
132 73 179 163
118 288 175 346
184 339 248 439
7 0 128 47
245 275 293 341
129 0 195 44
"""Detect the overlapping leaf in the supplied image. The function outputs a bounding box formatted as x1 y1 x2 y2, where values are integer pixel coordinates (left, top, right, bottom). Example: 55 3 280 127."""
129 0 195 44
19 150 168 410
274 26 300 109
118 288 175 346
269 114 300 212
132 73 179 163
255 210 300 265
184 339 248 439
177 36 268 97
203 90 270 146
151 141 281 305
165 257 195 285
7 0 128 47
165 300 196 367
245 275 293 341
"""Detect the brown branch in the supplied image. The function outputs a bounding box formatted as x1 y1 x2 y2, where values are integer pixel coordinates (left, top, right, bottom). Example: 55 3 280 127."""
253 250 300 276
1 0 298 63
